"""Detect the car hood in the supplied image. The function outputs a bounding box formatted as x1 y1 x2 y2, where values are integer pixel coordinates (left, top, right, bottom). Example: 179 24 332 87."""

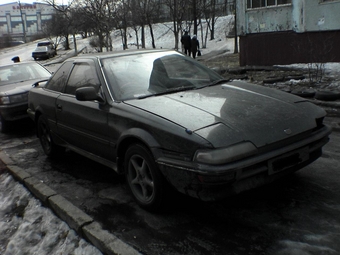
0 79 46 96
125 81 326 148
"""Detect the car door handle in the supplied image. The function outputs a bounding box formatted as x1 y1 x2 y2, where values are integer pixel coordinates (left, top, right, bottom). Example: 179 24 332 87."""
56 104 62 110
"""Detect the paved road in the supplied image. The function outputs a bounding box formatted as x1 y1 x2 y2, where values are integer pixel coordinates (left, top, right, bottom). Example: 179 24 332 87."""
0 117 339 255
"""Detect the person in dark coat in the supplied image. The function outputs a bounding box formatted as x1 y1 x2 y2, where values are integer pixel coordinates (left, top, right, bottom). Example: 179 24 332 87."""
181 31 191 56
191 35 200 59
11 56 20 63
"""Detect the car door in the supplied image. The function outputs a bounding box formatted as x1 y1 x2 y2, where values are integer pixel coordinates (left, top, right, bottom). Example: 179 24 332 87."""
55 60 112 160
38 61 73 134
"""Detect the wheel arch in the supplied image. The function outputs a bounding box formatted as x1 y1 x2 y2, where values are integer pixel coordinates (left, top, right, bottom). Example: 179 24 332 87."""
33 109 44 135
116 128 162 174
34 109 43 123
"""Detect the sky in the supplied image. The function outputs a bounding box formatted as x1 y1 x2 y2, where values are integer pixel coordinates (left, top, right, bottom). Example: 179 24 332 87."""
0 0 65 4
0 0 43 4
0 0 42 4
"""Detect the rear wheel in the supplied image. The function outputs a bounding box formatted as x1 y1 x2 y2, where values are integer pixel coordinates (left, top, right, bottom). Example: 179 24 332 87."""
124 144 167 211
37 116 64 157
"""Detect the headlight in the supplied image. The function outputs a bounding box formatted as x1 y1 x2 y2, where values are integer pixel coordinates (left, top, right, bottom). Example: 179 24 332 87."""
194 142 257 165
0 96 10 105
0 93 28 105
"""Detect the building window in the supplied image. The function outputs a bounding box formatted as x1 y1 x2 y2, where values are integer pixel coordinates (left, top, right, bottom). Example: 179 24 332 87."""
247 0 291 8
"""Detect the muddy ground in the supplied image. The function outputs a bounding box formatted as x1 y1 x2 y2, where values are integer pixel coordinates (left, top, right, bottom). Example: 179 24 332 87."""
199 52 340 95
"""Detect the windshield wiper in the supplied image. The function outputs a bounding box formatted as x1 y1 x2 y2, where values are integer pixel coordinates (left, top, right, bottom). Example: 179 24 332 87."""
137 86 196 99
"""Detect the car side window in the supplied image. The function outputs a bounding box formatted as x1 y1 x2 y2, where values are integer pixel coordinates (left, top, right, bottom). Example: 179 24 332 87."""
65 63 100 96
45 62 73 92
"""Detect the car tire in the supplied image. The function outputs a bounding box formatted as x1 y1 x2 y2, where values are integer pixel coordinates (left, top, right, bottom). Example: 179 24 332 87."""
291 89 316 98
314 90 340 101
37 116 64 157
0 115 10 133
124 144 167 211
284 75 305 81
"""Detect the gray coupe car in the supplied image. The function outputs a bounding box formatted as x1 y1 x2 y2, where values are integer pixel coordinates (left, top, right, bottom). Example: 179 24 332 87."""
27 50 331 211
0 62 51 132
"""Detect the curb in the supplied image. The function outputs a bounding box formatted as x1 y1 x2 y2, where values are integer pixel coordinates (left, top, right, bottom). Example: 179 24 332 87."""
0 151 141 255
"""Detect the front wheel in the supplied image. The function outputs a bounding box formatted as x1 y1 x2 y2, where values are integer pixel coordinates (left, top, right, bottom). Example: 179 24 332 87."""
37 116 64 157
124 144 167 211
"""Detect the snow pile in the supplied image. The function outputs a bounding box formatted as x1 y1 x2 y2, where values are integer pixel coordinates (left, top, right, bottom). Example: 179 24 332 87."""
108 15 235 55
0 172 102 255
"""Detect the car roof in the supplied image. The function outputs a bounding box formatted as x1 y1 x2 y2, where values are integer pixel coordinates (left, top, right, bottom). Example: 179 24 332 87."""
66 49 179 62
0 61 41 68
37 41 53 46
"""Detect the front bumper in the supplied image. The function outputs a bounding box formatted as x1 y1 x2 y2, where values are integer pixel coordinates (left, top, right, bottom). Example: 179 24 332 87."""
157 125 332 201
0 103 29 121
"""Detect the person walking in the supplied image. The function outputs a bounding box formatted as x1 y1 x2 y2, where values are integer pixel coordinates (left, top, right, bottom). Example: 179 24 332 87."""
191 35 200 59
181 31 191 56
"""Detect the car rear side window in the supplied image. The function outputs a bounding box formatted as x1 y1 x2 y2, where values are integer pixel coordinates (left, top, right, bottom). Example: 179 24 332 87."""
45 62 73 92
37 42 52 47
65 63 100 95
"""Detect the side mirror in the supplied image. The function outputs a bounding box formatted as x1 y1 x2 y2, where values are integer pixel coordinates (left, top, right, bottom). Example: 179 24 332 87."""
32 79 49 87
75 87 104 103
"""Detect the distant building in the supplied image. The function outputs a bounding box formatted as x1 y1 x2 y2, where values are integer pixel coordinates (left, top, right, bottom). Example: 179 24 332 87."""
236 0 340 66
0 1 55 42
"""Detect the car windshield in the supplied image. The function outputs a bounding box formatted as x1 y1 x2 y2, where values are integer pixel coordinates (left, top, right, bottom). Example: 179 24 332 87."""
0 63 51 86
101 51 222 101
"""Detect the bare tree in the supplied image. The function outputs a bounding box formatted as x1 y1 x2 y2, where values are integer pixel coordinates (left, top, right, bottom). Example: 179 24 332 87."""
43 0 75 51
113 0 132 50
42 12 68 51
202 0 228 41
41 0 231 53
305 33 334 84
163 0 188 50
76 0 117 52
129 0 145 48
129 0 161 49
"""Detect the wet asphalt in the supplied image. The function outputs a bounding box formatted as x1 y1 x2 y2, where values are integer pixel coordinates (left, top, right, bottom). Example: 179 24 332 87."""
0 117 339 255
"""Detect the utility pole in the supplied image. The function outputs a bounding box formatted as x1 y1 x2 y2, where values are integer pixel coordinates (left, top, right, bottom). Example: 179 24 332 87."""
233 0 238 54
18 1 27 43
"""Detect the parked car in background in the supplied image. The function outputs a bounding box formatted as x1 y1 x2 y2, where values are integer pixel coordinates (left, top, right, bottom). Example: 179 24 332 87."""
32 41 56 60
0 62 51 132
27 50 331 211
37 41 54 47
